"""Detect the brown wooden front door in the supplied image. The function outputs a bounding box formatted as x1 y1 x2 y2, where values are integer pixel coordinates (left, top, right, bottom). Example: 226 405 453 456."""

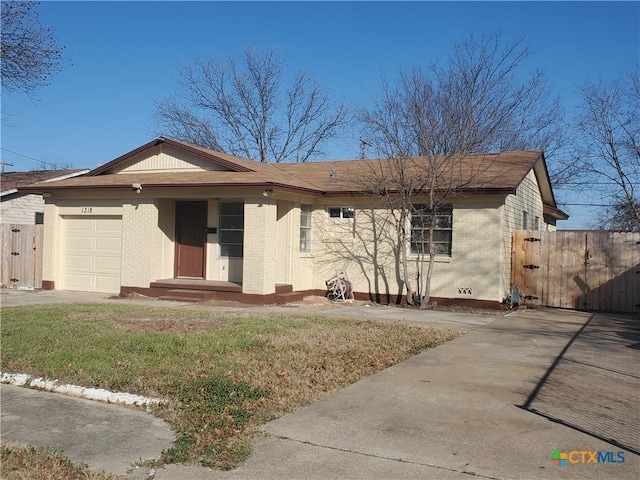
175 201 207 278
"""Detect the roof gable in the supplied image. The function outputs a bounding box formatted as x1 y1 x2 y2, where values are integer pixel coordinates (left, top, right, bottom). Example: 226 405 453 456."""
88 138 256 175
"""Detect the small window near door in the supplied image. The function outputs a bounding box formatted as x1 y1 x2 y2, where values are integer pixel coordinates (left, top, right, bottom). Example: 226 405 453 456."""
522 211 529 230
534 216 540 231
35 212 44 225
219 202 244 257
300 204 312 252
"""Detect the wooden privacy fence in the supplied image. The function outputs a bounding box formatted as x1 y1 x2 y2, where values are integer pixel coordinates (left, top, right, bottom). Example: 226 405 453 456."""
0 224 44 290
512 230 640 313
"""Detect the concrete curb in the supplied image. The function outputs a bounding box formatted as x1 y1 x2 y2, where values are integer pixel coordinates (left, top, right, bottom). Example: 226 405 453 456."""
0 372 165 408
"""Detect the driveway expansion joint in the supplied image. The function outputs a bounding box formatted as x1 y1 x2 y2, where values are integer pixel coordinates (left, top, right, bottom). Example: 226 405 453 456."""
265 432 503 480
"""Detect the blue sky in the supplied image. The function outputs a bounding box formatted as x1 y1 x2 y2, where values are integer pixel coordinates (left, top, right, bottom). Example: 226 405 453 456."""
1 1 638 228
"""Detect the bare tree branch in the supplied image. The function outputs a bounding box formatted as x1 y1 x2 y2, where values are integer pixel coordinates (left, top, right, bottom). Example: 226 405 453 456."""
359 32 565 307
1 1 64 95
571 70 640 231
154 49 349 162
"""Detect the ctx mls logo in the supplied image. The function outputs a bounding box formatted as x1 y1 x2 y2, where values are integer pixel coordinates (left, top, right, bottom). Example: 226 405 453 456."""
550 448 625 467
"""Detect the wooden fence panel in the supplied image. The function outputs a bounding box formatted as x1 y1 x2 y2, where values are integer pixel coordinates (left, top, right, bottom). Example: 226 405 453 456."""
0 224 43 289
1 225 10 287
512 230 639 313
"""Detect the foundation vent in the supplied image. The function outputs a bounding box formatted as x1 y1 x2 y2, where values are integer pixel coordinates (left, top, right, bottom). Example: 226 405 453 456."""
457 288 473 296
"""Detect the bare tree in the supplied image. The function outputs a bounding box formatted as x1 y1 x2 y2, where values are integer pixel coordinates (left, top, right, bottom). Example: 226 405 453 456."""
572 71 640 231
154 49 349 163
1 1 64 95
360 33 565 308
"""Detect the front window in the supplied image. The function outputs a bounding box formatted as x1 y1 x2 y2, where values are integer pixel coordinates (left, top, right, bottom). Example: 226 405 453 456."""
410 204 453 256
328 207 354 219
219 202 244 257
300 204 312 252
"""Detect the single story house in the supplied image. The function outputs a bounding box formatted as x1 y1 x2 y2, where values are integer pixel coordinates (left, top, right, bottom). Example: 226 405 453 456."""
1 169 89 225
22 137 568 307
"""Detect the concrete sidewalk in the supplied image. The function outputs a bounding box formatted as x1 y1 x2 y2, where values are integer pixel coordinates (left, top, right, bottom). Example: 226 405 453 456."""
0 384 175 476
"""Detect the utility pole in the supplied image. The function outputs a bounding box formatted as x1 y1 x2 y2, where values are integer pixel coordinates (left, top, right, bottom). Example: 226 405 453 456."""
360 138 372 160
1 161 14 175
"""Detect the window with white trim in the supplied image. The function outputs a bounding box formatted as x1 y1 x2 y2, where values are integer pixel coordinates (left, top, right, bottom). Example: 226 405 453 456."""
300 204 312 252
410 204 453 256
219 202 244 257
328 207 354 219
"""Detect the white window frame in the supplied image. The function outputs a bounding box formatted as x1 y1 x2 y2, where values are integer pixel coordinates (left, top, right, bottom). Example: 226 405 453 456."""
328 207 354 219
219 202 244 258
410 204 453 257
300 204 312 252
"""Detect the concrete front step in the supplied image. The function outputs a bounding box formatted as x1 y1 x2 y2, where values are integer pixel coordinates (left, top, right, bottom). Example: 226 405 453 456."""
275 291 304 305
152 285 303 305
275 284 294 294
157 295 202 303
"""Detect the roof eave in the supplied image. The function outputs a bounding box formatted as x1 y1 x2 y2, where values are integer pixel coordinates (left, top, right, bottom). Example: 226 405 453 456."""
543 204 570 220
0 188 19 197
19 181 323 196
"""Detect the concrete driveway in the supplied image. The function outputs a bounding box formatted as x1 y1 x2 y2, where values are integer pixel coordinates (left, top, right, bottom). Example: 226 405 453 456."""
155 309 639 480
2 289 638 479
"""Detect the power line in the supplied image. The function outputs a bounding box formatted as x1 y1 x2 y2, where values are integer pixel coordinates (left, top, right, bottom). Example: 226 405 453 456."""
559 203 621 207
0 147 46 165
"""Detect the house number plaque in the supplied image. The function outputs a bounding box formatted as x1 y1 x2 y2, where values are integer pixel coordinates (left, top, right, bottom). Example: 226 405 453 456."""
81 207 93 214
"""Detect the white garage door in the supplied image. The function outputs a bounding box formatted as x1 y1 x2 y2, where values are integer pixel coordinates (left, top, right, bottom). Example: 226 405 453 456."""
62 216 122 293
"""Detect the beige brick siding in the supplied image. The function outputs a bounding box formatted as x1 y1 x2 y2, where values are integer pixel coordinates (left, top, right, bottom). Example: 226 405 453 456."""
1 194 44 224
42 201 58 284
120 200 159 288
242 197 277 294
297 198 506 302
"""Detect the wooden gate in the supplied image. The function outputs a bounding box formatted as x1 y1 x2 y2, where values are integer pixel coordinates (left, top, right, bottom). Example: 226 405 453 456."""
1 224 44 289
512 230 640 313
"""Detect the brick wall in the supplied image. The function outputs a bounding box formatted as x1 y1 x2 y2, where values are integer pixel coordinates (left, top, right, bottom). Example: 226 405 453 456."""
120 200 159 287
242 197 277 294
301 198 506 303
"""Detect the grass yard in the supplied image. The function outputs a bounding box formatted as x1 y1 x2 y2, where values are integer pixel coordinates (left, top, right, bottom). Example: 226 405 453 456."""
0 441 123 480
1 304 457 470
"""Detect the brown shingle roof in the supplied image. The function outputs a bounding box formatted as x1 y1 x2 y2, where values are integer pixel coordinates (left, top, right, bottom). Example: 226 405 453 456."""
20 138 545 200
275 151 541 195
1 169 88 192
26 170 321 194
